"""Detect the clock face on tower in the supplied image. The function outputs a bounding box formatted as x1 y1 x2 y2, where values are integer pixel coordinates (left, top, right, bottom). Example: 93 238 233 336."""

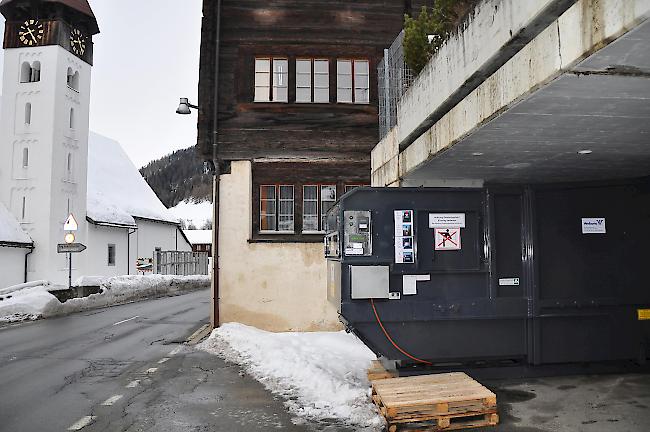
70 28 87 56
18 20 45 46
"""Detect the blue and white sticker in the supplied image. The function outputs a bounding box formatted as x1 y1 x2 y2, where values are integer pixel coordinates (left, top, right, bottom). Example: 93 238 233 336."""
581 218 606 234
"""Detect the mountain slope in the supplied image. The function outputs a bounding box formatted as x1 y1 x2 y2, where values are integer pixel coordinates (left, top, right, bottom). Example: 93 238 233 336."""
139 146 212 208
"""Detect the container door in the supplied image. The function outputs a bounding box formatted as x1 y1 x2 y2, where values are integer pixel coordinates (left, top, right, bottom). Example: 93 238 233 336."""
490 192 529 362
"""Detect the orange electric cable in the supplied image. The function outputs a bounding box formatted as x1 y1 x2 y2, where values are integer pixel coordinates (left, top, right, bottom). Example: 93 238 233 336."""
370 299 433 365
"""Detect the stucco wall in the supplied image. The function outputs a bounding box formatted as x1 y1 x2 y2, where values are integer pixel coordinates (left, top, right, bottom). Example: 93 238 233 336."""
372 0 650 185
0 247 28 289
85 224 129 277
218 161 342 332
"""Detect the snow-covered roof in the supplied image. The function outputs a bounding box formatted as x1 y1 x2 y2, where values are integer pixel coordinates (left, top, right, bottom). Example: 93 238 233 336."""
183 229 212 245
87 132 179 227
0 201 32 245
169 200 213 228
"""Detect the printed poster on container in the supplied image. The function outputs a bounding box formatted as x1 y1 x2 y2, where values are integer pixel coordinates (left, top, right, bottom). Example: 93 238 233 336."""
394 210 415 264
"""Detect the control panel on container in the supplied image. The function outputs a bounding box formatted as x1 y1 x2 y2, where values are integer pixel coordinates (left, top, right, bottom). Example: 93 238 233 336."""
343 211 372 256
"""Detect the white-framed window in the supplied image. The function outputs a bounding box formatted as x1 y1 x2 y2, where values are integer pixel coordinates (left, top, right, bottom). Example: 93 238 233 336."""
302 184 338 233
260 185 294 232
302 185 319 232
255 58 288 102
337 59 370 104
21 196 27 220
108 244 116 266
69 108 75 129
320 185 337 229
296 59 330 103
22 148 29 168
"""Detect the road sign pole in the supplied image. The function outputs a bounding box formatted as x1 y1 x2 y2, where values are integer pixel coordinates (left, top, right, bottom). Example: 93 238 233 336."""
69 252 72 290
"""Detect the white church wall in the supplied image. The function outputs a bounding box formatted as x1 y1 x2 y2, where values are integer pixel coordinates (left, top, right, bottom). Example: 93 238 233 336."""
85 224 129 277
0 247 28 289
1 45 92 286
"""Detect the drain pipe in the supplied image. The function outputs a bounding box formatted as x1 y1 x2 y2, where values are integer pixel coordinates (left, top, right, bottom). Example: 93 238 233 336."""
211 0 223 329
127 228 136 275
24 246 34 283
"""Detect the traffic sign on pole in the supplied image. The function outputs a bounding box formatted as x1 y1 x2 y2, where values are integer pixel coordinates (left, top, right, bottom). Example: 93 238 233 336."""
64 214 78 231
57 243 87 254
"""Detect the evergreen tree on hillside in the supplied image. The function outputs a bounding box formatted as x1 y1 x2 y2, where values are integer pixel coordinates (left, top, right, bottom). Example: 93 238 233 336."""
140 146 212 208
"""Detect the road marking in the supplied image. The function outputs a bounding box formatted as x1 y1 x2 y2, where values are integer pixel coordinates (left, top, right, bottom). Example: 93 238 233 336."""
126 380 140 388
158 357 170 364
169 346 183 356
145 367 158 374
112 316 139 326
101 394 123 406
68 416 96 431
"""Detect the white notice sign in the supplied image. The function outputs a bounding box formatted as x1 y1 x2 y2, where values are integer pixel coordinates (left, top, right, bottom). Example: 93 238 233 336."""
582 218 606 234
429 213 466 228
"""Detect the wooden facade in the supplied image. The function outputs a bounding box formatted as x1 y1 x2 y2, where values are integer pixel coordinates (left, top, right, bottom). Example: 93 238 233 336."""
197 0 431 241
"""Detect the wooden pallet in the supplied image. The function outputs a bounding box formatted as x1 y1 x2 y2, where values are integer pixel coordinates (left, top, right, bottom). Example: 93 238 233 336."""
368 360 398 382
371 372 498 431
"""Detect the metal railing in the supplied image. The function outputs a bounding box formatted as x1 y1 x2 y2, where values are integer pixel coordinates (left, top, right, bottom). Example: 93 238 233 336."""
378 30 414 140
154 251 209 276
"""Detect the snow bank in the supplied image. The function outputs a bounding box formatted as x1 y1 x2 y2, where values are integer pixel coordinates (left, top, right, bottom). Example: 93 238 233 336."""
0 285 61 323
0 280 49 295
198 323 383 431
59 275 210 314
0 275 210 323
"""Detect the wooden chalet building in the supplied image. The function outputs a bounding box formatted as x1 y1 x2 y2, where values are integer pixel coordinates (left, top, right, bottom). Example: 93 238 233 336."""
197 0 428 331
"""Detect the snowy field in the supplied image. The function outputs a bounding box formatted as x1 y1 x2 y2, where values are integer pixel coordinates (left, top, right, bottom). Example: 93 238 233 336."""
199 323 384 431
0 275 209 324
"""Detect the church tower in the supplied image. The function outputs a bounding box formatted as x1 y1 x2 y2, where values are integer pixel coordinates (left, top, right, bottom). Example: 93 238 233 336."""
0 0 98 284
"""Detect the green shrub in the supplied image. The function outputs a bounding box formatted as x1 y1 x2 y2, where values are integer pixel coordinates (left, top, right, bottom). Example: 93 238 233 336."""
403 1 478 74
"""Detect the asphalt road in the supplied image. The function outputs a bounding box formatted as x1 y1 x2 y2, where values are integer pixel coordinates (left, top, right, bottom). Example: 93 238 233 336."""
0 289 315 432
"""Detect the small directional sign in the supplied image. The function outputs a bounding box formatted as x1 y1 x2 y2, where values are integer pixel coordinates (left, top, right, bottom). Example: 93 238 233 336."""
64 214 79 231
57 243 87 254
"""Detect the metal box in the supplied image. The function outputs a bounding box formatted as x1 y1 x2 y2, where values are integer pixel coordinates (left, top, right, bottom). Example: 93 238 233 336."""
351 265 389 299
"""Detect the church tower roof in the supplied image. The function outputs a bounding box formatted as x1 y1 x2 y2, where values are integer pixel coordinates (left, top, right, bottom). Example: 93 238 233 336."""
0 0 98 34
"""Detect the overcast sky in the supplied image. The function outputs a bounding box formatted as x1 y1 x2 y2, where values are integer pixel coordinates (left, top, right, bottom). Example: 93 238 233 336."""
0 0 203 167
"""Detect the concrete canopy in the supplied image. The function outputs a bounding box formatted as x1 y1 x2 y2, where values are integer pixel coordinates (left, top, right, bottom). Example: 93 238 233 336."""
404 19 650 185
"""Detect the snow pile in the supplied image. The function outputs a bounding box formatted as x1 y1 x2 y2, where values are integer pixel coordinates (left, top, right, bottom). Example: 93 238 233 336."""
59 275 210 314
199 323 383 431
87 132 179 225
0 284 61 323
0 201 32 244
169 200 212 229
0 275 210 323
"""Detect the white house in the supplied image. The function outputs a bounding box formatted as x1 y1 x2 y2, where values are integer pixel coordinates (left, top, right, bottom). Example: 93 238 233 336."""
0 0 190 289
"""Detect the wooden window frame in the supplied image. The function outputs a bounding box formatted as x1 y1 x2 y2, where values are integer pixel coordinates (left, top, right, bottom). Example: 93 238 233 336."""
254 57 289 103
301 184 337 234
296 58 330 104
336 58 370 104
259 184 295 234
